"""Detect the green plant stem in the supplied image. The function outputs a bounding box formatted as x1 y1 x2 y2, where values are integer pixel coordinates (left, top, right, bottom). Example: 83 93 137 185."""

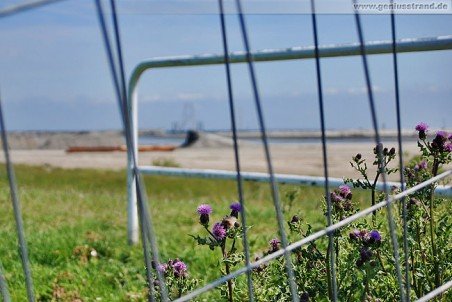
364 267 369 297
335 237 339 278
419 200 431 219
416 222 433 291
429 158 440 289
177 279 183 298
346 284 354 302
376 251 386 273
231 238 236 253
204 226 216 239
371 170 380 226
326 240 333 301
221 244 234 302
411 248 420 298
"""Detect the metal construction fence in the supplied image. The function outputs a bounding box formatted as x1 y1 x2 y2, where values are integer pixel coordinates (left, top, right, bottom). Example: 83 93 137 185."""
1 1 451 302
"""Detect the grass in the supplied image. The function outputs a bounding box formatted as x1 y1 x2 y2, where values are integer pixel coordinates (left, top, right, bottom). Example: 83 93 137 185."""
0 164 384 301
151 158 181 168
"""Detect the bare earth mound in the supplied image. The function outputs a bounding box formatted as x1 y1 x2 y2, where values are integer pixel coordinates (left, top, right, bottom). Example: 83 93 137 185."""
2 131 448 182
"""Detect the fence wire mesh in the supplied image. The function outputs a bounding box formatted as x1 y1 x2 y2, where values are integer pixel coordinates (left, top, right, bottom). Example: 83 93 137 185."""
0 1 451 301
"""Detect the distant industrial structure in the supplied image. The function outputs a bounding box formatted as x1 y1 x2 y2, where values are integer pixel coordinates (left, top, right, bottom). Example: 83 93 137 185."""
170 102 204 133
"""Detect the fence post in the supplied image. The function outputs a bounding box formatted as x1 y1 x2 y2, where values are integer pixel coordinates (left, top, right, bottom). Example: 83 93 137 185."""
127 75 140 245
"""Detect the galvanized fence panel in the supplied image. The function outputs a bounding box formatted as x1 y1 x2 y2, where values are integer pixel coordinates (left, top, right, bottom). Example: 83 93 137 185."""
1 1 451 301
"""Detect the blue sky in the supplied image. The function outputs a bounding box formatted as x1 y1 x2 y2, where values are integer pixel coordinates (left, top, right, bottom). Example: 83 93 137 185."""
0 0 451 131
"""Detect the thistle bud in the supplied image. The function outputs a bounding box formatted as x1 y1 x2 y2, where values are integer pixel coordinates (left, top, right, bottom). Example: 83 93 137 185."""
229 203 241 218
374 143 383 155
389 147 396 156
349 229 361 241
197 204 212 226
300 292 310 302
291 215 300 223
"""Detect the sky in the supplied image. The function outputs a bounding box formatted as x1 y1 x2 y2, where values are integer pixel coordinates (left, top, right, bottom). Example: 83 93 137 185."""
0 0 451 132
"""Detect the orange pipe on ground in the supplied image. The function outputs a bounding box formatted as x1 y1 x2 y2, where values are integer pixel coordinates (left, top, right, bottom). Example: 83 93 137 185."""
66 145 176 153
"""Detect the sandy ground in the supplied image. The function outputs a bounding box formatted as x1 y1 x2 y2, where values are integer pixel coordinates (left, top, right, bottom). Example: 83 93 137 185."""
3 142 428 181
1 131 450 182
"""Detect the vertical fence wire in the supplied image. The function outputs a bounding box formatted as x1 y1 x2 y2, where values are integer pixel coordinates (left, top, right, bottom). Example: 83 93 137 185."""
234 0 299 300
94 0 168 300
174 170 451 302
0 94 35 302
1 1 451 301
0 257 11 302
217 0 255 300
390 4 411 301
352 2 405 301
309 1 338 301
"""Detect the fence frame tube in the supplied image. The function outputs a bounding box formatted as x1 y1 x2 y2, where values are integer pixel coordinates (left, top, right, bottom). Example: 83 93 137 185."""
127 35 452 245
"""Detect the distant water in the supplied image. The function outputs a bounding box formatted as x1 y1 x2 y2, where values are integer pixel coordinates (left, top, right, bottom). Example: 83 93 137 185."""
245 137 418 144
139 135 185 145
138 135 418 146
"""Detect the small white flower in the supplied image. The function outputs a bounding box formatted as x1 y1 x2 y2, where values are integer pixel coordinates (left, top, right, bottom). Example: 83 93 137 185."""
90 249 98 257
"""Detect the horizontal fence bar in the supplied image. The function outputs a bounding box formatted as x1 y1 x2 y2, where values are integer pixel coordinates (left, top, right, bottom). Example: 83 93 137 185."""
175 169 452 301
131 36 452 77
138 166 452 197
415 279 452 302
0 0 66 18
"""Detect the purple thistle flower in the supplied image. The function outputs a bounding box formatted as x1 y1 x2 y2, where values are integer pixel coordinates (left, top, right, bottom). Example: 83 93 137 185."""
444 142 452 152
230 202 241 218
269 238 280 249
449 133 452 141
436 131 447 139
343 201 353 211
360 248 373 261
349 229 361 240
339 185 352 197
433 132 447 150
330 192 344 203
197 204 212 215
157 263 168 273
415 122 429 132
370 230 381 242
415 122 429 140
414 161 428 171
212 222 226 240
419 161 428 170
230 203 241 212
197 204 212 225
173 261 188 278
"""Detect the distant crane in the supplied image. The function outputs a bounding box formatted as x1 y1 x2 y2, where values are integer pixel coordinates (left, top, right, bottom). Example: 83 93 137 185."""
171 102 203 132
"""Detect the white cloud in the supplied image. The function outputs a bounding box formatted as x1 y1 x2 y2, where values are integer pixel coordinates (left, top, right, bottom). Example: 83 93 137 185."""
347 85 384 95
175 93 205 101
324 87 340 96
141 95 162 102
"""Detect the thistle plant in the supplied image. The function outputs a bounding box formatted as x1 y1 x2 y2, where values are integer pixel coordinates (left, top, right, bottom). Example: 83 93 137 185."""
182 124 450 301
251 215 326 302
151 258 198 300
404 123 452 297
345 144 398 225
288 215 326 301
191 203 246 302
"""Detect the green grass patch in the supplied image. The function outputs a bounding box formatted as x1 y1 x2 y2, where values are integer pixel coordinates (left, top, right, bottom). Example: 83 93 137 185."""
0 164 374 301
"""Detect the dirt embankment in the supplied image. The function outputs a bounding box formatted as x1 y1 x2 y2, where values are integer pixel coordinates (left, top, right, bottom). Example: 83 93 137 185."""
1 130 445 182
